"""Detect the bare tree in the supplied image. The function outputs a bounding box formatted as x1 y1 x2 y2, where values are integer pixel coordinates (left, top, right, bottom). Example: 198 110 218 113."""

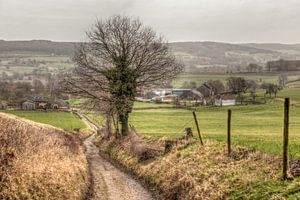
261 83 281 98
226 77 248 94
62 16 183 136
205 80 225 95
278 75 288 88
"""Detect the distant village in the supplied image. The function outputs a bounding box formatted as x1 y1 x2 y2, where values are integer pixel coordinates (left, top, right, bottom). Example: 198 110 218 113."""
0 74 285 111
137 84 236 107
0 95 69 110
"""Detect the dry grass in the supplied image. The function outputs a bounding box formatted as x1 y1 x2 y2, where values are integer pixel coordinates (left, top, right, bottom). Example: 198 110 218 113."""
96 136 300 200
0 113 89 200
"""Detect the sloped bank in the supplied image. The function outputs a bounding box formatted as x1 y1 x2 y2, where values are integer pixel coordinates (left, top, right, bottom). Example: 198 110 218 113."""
0 113 89 200
95 133 300 200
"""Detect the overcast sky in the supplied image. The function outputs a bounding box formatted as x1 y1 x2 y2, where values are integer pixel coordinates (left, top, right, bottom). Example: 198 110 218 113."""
0 0 300 43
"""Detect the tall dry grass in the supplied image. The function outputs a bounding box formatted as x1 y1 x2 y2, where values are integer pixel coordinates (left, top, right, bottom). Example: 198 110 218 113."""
0 113 89 200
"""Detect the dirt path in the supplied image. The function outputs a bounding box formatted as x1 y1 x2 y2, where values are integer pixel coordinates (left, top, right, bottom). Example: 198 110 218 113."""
80 112 153 200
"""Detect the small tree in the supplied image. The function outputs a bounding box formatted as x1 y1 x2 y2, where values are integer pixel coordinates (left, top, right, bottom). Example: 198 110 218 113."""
278 75 288 88
261 83 280 98
206 80 225 95
226 77 248 94
63 16 182 136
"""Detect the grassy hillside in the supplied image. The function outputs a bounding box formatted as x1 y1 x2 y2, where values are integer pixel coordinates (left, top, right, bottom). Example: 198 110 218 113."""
1 111 87 131
2 40 300 73
96 133 300 200
0 113 89 199
173 72 300 87
0 40 75 55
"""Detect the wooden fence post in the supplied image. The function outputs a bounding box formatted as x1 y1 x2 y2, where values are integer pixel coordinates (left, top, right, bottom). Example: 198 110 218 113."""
283 98 290 180
227 109 232 155
192 111 203 145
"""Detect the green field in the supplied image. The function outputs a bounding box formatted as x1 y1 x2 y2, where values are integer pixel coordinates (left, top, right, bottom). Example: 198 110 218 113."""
133 101 174 108
173 72 300 88
130 100 300 158
130 86 300 158
0 55 73 76
3 87 300 158
1 110 86 131
278 88 300 100
68 88 300 158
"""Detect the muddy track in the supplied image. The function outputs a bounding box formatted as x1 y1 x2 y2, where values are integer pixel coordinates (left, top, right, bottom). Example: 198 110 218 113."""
80 113 153 200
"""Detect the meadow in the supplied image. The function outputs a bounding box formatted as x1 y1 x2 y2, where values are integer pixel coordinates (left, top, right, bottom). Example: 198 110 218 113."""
129 87 300 158
3 86 300 159
173 72 300 88
1 110 86 131
0 55 73 76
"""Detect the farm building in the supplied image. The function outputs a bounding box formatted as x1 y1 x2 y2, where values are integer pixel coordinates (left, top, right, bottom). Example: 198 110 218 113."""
197 83 215 105
197 83 214 97
151 89 204 103
172 89 203 101
152 88 172 97
22 101 36 110
215 95 236 106
0 101 8 110
22 96 69 110
51 98 69 109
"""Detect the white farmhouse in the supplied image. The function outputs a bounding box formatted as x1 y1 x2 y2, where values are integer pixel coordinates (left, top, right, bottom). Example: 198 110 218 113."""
215 95 236 106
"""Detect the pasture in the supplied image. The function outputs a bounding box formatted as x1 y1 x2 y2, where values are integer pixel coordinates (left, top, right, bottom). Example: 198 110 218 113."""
0 55 73 76
3 88 300 159
1 110 86 131
173 72 300 87
129 91 300 158
66 87 300 158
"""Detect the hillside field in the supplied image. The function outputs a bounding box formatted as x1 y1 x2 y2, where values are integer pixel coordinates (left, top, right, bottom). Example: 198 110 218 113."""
0 113 88 199
173 72 300 88
7 88 300 158
1 110 86 131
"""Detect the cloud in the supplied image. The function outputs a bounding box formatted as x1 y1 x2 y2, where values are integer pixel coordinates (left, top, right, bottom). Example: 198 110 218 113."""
0 0 300 43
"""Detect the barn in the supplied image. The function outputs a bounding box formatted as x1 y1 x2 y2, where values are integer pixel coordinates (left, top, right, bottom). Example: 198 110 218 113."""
215 95 236 106
22 101 36 110
0 101 8 110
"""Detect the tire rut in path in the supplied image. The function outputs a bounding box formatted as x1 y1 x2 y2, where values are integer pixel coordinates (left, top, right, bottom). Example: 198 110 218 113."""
84 135 154 200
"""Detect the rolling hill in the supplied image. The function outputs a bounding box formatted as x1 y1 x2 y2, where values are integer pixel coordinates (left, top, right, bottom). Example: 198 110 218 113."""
1 40 300 72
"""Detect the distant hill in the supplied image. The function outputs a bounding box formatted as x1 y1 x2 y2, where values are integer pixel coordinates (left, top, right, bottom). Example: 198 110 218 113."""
169 41 282 72
0 40 76 55
1 40 300 72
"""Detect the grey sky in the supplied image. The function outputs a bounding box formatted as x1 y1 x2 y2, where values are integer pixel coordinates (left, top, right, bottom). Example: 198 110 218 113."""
0 0 300 43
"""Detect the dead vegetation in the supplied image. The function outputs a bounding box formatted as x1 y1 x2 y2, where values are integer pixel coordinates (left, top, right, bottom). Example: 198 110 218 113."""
95 134 300 200
0 113 89 200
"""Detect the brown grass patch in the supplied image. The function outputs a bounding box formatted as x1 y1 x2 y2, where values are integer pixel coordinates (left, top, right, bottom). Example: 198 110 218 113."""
0 113 89 200
95 135 298 199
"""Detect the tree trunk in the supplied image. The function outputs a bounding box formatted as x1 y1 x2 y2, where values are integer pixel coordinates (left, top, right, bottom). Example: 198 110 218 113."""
119 112 129 136
105 113 112 138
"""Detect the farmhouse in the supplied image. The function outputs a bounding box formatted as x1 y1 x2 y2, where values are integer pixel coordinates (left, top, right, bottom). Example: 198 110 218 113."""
215 94 236 106
197 83 214 97
0 101 8 110
152 88 172 97
172 89 203 101
197 83 215 105
149 89 204 103
22 101 36 110
22 96 69 110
